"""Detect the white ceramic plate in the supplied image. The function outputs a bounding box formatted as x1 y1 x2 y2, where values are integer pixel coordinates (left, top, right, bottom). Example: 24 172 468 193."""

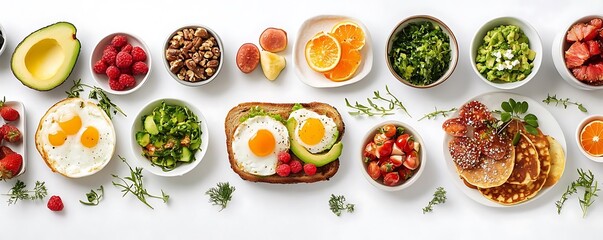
442 92 566 207
293 15 373 88
1 101 26 177
130 98 209 177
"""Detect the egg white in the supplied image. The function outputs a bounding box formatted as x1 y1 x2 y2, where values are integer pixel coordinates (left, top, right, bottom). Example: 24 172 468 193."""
288 108 338 154
36 98 116 178
232 116 289 176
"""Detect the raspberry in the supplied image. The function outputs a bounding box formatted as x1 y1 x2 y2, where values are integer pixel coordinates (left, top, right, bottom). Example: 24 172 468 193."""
47 195 64 211
103 45 117 54
102 50 117 65
111 35 128 48
303 164 317 176
120 44 132 53
105 66 120 79
277 151 291 163
118 74 136 88
276 164 291 177
115 52 133 68
131 46 147 62
93 60 108 74
289 160 302 174
109 78 125 91
120 67 132 75
131 61 148 75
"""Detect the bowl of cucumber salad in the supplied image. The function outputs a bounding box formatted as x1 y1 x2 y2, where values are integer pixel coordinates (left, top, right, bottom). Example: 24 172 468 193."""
131 98 209 177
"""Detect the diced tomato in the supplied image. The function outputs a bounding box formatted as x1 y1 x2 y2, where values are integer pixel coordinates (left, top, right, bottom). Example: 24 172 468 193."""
392 142 404 155
399 167 413 181
395 134 410 150
373 133 388 145
367 161 381 180
442 117 467 137
376 140 394 159
381 124 397 138
403 151 419 170
590 18 603 29
363 142 378 160
380 162 394 174
389 155 404 167
404 139 415 154
587 40 601 56
383 172 400 186
565 42 590 68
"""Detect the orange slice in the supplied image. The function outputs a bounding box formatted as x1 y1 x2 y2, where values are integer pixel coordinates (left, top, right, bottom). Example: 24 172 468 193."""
305 32 341 72
324 42 361 81
580 120 603 156
330 21 365 50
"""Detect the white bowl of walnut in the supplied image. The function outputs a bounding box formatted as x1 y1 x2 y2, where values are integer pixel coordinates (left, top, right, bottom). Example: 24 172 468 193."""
164 25 224 87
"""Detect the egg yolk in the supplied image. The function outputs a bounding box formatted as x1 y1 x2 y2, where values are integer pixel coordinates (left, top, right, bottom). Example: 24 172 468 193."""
299 118 325 145
81 126 100 148
48 130 67 146
58 115 82 135
248 129 276 157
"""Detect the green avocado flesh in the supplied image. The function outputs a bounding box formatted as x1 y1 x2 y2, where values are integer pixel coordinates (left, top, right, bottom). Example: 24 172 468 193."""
286 118 343 167
11 22 81 91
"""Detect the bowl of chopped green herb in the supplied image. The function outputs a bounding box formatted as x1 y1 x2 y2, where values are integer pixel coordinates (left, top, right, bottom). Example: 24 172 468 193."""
471 17 542 90
0 22 6 56
386 15 458 88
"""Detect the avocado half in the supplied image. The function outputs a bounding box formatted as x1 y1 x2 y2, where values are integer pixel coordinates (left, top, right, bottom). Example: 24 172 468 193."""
11 22 81 91
286 118 343 167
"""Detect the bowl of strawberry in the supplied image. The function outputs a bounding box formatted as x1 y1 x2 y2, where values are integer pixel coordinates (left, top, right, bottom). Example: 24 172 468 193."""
0 97 25 180
361 121 425 191
553 15 603 90
91 33 151 94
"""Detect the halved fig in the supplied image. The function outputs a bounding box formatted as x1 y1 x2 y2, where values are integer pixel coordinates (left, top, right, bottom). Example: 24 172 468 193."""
259 28 287 53
236 43 260 73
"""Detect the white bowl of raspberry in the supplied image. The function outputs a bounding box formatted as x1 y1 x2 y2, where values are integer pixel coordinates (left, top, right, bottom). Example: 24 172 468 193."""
90 32 152 95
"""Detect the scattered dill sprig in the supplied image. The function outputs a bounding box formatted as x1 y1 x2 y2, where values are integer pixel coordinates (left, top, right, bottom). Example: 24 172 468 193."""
5 180 47 205
112 156 169 209
542 94 587 113
205 182 236 211
66 79 127 119
80 185 104 206
423 187 447 214
345 85 411 117
419 107 457 121
329 194 355 216
556 169 599 218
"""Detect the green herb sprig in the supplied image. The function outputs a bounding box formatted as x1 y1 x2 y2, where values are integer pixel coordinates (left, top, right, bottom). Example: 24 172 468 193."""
66 79 126 119
112 156 169 209
423 187 447 214
542 94 587 113
5 180 47 205
495 98 539 145
345 85 410 117
419 107 457 121
328 194 355 216
80 185 104 206
206 182 235 211
555 169 599 217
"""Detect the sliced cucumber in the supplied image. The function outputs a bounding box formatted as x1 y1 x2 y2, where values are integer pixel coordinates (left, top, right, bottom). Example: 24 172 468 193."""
144 115 159 135
136 132 150 147
180 147 192 162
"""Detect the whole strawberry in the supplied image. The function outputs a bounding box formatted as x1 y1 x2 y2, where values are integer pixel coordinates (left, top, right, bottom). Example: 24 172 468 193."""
0 124 21 143
0 153 22 179
0 97 19 121
47 195 64 211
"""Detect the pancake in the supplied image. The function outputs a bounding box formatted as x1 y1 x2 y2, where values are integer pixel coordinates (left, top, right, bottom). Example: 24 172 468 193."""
478 128 552 205
506 133 540 184
544 136 565 187
456 146 515 188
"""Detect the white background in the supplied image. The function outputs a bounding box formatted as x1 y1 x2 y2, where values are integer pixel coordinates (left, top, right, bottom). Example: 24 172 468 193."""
1 0 602 239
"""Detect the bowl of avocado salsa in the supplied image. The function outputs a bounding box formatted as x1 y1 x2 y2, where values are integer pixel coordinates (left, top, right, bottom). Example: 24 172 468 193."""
471 17 542 89
386 15 458 88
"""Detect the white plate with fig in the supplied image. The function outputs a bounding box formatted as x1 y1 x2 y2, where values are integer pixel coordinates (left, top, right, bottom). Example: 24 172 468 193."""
293 15 373 88
0 99 26 179
442 92 566 207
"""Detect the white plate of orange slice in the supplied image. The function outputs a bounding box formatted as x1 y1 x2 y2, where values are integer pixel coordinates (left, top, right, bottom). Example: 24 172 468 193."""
293 15 373 88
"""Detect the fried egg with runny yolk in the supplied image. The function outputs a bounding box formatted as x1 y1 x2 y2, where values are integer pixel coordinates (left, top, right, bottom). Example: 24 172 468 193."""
288 108 338 153
35 98 116 178
232 116 290 176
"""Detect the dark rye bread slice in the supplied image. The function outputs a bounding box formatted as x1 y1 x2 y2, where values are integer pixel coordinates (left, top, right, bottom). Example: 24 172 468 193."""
225 102 345 184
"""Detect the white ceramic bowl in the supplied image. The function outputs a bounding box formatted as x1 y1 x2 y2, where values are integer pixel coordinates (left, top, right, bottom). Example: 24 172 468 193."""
470 17 543 90
359 120 426 191
386 15 459 88
0 23 6 56
163 25 223 87
0 101 26 178
130 98 209 177
90 32 151 95
293 15 373 88
576 115 603 162
552 15 603 90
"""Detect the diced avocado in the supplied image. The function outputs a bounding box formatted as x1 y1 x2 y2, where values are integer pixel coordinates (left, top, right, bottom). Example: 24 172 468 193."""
136 132 150 147
286 118 343 167
11 22 81 91
165 157 175 168
144 115 159 135
180 147 192 162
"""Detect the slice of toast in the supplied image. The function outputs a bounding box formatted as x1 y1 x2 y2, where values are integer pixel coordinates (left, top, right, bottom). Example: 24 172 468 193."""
225 102 344 183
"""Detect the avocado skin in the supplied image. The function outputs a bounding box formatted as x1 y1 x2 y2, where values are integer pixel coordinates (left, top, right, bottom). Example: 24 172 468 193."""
286 118 343 167
11 22 81 91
